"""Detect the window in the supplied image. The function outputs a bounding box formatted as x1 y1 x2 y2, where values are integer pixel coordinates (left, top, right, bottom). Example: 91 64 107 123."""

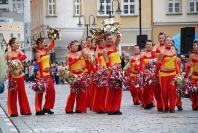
168 0 181 14
17 33 20 38
11 33 13 38
122 0 135 15
74 0 80 16
48 0 56 16
98 0 113 16
189 0 198 13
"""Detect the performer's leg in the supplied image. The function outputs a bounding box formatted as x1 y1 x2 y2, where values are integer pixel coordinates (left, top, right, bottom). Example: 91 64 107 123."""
129 85 138 105
105 89 114 112
136 88 143 105
78 90 87 113
43 76 55 109
142 86 154 108
8 81 18 116
153 83 163 110
86 84 91 108
35 92 43 112
113 89 122 112
190 93 198 110
160 76 169 112
93 87 102 112
90 82 96 109
101 87 108 112
65 88 76 112
168 75 177 112
17 77 31 115
176 95 182 107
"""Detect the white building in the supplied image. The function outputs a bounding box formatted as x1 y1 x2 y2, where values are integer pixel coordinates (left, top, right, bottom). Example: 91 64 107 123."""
31 0 86 61
0 0 24 47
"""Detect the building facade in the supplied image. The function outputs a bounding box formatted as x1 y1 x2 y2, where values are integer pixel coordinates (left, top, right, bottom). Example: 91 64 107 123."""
30 0 152 60
81 0 152 54
153 0 198 42
0 0 24 50
30 0 85 61
30 0 198 60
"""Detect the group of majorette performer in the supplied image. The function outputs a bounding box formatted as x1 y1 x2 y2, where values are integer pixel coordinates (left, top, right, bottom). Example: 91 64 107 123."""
1 31 198 117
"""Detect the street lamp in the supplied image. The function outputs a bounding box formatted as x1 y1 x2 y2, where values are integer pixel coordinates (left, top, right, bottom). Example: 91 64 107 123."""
98 0 122 18
139 0 142 35
77 15 97 37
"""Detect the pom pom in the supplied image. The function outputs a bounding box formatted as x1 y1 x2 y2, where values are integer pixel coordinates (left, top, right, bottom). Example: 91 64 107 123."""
32 78 49 93
47 26 61 40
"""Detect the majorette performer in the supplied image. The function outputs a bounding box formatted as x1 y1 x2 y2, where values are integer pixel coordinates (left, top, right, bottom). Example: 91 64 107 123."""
88 38 99 111
103 33 122 115
140 40 156 110
127 45 143 105
186 40 198 111
153 32 166 112
81 37 93 109
65 41 87 114
174 46 183 111
157 36 180 113
92 37 108 113
6 37 31 117
34 38 55 115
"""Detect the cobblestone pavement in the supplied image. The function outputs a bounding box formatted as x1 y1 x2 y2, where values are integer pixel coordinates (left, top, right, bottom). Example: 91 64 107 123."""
0 83 198 133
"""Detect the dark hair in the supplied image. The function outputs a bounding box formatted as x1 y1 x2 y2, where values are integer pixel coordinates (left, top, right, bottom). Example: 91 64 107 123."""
86 36 92 41
104 33 111 40
91 38 97 43
193 40 198 44
158 32 166 38
36 37 45 46
165 36 171 41
146 40 153 43
8 37 17 47
97 37 104 45
78 45 82 51
80 40 86 45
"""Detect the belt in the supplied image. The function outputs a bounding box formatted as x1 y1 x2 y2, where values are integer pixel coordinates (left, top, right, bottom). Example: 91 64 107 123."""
160 69 176 73
193 72 198 76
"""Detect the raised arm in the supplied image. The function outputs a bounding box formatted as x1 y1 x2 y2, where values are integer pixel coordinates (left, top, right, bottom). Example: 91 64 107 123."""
114 33 121 48
46 40 55 52
103 49 110 67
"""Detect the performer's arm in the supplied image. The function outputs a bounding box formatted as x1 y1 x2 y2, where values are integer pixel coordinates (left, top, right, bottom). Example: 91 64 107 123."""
186 54 192 78
17 50 27 61
175 58 181 75
46 40 55 52
35 52 43 78
103 50 111 68
114 33 121 48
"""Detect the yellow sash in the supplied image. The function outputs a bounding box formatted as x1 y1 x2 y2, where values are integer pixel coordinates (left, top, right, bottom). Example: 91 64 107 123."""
108 52 121 66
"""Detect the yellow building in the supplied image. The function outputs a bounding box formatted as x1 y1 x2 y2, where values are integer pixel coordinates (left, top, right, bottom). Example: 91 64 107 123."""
153 0 198 43
81 0 152 54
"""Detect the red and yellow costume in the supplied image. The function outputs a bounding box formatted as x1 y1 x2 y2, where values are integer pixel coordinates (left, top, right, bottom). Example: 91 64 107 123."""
65 56 87 113
127 55 143 105
8 54 31 116
35 41 55 112
92 48 108 112
85 51 98 110
186 56 198 110
153 46 164 110
140 51 156 108
105 47 122 113
159 53 179 111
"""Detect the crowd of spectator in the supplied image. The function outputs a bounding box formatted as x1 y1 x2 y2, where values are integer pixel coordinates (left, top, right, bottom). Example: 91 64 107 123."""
23 60 66 84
